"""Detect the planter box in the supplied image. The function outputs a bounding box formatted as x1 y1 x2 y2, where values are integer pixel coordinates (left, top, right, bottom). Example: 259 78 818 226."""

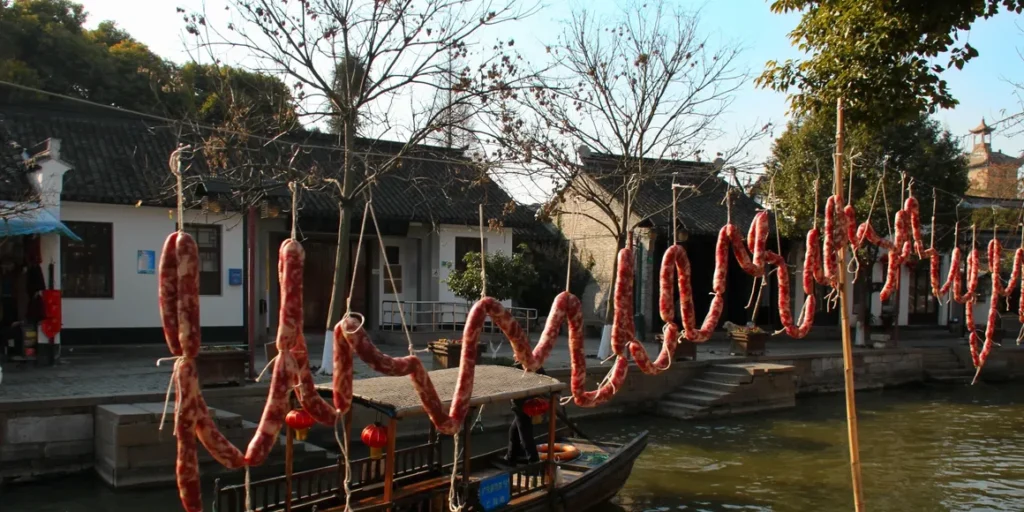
729 331 767 356
675 339 697 361
427 340 483 370
196 347 249 387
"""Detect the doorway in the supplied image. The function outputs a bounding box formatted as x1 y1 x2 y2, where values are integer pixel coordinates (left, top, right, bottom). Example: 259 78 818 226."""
907 262 938 324
270 235 373 331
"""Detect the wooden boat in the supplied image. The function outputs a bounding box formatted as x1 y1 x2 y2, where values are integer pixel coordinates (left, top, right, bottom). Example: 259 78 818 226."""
212 365 648 512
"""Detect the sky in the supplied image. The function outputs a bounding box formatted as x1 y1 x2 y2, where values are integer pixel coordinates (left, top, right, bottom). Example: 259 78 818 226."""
74 0 1024 203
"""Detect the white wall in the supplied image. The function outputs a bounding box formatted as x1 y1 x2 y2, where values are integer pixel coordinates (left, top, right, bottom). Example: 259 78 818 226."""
436 224 513 304
59 202 245 331
376 235 420 326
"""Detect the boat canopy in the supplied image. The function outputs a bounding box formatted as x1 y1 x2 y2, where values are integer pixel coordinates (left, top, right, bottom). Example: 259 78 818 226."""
326 365 568 418
0 201 81 241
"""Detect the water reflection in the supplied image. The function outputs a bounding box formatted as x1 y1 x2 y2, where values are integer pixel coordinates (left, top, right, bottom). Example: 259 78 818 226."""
2 382 1023 512
591 381 1024 512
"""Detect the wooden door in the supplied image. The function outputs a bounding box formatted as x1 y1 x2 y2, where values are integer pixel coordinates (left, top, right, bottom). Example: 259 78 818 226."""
907 262 938 324
272 236 370 331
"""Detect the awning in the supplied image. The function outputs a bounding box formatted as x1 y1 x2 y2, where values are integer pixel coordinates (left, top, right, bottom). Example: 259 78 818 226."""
0 202 81 241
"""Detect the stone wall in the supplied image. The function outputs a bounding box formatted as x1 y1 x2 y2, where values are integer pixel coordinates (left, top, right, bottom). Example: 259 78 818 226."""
0 403 93 482
759 349 924 394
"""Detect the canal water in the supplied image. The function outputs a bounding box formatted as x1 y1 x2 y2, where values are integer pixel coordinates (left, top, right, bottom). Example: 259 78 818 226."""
4 381 1023 512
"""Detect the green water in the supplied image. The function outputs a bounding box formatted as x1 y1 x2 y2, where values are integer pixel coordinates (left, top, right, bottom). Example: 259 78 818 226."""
3 382 1023 512
591 381 1024 512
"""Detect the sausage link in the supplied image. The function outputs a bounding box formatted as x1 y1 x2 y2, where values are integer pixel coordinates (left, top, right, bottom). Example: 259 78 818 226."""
767 251 814 338
1004 248 1023 298
176 233 201 359
159 232 181 356
245 352 296 465
610 242 636 357
904 197 924 256
954 249 980 304
175 358 202 512
823 196 839 286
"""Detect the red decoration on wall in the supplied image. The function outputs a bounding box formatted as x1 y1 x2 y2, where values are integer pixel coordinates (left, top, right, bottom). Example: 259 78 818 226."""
40 289 61 339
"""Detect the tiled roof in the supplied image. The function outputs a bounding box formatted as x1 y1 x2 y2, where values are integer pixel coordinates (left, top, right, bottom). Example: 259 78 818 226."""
0 103 535 227
0 118 38 203
968 144 1023 169
580 154 765 236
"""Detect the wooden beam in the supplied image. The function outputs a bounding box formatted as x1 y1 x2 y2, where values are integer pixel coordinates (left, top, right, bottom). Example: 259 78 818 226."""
834 97 866 511
547 393 558 490
383 418 398 502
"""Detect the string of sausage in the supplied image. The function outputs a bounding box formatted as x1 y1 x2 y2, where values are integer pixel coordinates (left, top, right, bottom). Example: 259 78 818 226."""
160 236 338 511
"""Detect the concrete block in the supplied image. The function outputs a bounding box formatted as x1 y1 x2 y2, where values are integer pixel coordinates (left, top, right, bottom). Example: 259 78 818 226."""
133 403 174 420
96 445 129 469
117 423 167 447
5 414 94 444
44 440 93 459
95 404 152 425
1 442 42 462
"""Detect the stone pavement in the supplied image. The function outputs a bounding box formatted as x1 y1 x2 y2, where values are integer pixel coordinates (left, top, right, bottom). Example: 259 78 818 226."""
0 329 966 402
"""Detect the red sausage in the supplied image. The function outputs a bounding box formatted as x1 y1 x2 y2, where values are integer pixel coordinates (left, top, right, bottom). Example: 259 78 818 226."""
159 232 181 356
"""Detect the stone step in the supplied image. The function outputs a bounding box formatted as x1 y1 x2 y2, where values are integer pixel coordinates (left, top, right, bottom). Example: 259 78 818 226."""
709 364 754 376
925 368 976 383
664 390 723 406
702 371 753 384
690 378 742 393
655 401 707 420
923 361 963 370
704 397 796 418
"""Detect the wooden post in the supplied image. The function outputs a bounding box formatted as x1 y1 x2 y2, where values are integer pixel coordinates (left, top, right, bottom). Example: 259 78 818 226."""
383 418 398 502
546 393 557 490
834 98 866 511
285 424 294 512
461 412 473 497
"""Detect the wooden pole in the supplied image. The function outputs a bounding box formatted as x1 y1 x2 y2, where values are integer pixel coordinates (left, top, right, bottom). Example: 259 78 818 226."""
383 418 398 502
285 424 294 512
834 98 866 511
546 394 558 491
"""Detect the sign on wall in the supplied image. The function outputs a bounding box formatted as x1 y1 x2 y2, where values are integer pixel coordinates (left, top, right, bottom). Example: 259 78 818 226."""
229 268 243 286
137 250 155 274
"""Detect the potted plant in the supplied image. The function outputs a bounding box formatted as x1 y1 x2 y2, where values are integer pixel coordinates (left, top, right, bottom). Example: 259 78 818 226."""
196 345 249 387
728 324 767 356
440 245 538 368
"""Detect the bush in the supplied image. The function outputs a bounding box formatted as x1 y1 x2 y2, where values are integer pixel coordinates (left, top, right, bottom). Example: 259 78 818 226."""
443 244 539 303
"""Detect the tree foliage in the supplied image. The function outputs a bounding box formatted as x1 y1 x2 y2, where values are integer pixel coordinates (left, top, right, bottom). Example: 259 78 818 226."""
0 0 299 127
443 245 539 303
765 110 968 251
758 0 1024 122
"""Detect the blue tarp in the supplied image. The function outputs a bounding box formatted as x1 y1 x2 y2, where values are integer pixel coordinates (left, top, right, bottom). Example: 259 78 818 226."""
0 203 81 241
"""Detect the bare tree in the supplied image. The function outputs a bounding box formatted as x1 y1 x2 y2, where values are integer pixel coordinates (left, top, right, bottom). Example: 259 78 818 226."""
180 0 537 362
486 1 768 332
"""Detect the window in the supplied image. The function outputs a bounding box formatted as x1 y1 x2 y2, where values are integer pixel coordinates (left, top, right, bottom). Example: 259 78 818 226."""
454 237 484 272
383 246 402 294
185 224 222 295
62 221 113 298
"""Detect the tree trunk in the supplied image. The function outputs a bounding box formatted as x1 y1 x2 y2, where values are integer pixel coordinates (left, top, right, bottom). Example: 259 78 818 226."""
320 116 356 373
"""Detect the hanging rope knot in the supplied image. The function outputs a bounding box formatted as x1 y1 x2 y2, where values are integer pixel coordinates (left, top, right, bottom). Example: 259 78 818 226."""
341 312 366 335
155 356 185 433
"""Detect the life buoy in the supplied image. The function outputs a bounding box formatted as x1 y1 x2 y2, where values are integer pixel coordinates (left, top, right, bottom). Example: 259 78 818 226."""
537 443 580 462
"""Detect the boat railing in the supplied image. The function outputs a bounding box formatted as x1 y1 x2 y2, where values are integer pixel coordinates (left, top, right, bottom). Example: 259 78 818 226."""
509 460 548 499
214 458 341 512
351 442 438 487
214 443 442 512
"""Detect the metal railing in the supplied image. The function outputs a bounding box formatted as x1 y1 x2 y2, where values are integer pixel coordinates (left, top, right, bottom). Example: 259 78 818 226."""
381 301 539 333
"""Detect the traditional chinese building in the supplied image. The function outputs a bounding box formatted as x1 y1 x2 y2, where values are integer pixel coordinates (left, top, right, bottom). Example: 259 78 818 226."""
966 119 1023 199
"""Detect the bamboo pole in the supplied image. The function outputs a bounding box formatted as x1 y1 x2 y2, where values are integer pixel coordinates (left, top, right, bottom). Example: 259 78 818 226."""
834 98 866 511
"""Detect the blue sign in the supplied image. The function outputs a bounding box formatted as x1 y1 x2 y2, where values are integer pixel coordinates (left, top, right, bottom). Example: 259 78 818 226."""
478 473 510 511
137 250 155 274
228 268 243 286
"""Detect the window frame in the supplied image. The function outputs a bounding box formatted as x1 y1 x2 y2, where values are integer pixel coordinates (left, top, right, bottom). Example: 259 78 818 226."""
383 245 403 294
61 221 114 299
454 237 485 272
184 223 223 296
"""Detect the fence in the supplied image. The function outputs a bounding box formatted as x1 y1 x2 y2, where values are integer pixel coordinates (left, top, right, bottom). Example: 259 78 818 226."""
381 301 539 333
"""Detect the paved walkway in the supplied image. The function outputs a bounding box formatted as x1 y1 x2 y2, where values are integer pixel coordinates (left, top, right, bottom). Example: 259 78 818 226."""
0 330 968 402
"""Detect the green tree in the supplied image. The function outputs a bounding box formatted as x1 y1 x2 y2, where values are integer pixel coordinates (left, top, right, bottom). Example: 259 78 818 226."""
766 110 967 243
443 245 539 304
758 0 1024 122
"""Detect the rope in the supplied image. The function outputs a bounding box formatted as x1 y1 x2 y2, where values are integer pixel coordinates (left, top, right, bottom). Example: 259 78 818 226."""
168 146 189 232
479 204 487 299
368 201 420 356
255 355 278 382
289 182 299 241
344 201 371 319
334 415 353 512
448 431 465 512
813 175 821 230
245 466 252 512
155 356 182 432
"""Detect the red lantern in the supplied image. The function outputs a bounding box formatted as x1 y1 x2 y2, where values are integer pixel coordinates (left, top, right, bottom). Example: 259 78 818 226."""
41 290 62 339
522 398 549 424
361 422 388 460
285 409 315 441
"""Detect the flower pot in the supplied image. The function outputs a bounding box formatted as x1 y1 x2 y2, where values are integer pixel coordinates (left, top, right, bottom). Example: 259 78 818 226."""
196 346 249 387
427 339 483 370
729 331 767 356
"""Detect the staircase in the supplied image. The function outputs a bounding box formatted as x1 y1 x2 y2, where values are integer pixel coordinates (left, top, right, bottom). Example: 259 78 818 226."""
656 363 796 420
922 348 974 383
